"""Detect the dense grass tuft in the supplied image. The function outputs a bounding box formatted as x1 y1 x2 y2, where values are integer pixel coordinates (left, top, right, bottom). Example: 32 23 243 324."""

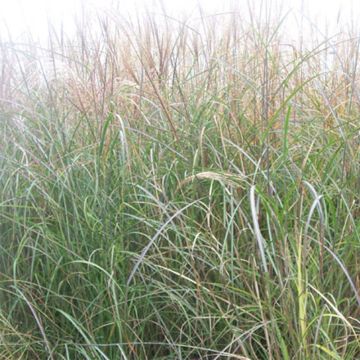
0 4 359 359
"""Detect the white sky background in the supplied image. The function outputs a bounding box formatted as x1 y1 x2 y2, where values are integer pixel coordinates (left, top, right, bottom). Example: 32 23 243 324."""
1 0 360 43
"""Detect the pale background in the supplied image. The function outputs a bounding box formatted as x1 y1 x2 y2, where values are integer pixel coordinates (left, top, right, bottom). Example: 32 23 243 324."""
1 0 360 41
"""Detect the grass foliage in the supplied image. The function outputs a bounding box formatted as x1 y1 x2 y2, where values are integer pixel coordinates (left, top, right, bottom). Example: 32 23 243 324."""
0 3 359 359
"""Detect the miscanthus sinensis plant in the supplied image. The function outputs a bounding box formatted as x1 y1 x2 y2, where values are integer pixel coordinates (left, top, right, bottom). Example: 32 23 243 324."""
0 3 359 359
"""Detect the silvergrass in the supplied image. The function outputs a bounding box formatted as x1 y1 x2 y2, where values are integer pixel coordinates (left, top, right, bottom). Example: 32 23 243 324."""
0 2 359 359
